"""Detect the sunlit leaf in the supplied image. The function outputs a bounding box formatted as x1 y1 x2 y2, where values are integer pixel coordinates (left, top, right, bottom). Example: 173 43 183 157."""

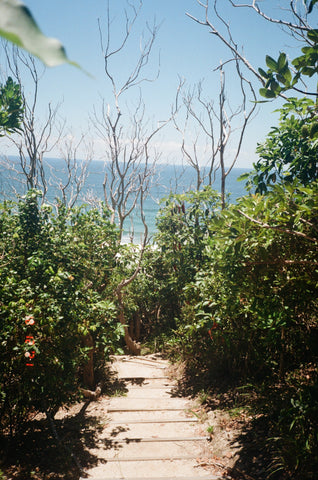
277 52 287 71
237 173 250 182
258 67 269 79
0 0 79 68
266 55 278 71
259 88 277 99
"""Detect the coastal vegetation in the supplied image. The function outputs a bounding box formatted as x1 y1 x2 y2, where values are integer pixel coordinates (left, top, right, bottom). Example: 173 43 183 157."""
0 1 318 479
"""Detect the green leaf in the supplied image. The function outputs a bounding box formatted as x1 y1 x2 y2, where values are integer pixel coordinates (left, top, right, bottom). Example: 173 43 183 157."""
259 88 277 99
0 0 79 68
292 56 303 68
270 79 281 93
258 67 269 79
277 53 287 71
282 67 292 84
266 55 278 71
307 1 318 15
301 66 317 77
277 74 288 86
237 173 250 181
307 28 318 41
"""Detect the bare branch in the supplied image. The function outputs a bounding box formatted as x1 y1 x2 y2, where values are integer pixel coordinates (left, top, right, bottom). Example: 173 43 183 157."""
229 0 311 38
92 0 175 242
175 59 257 207
48 134 92 209
237 209 318 243
99 0 160 110
186 0 265 86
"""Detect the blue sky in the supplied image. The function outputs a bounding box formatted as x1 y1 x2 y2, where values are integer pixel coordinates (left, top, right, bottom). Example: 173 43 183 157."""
1 0 316 168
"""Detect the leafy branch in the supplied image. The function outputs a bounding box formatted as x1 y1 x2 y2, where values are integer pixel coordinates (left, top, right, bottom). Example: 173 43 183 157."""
236 208 318 243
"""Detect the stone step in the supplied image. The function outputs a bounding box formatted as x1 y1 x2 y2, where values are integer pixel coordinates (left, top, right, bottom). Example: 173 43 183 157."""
81 356 216 480
80 459 221 479
102 420 202 438
108 418 199 425
110 409 197 423
111 360 169 379
108 397 191 411
110 354 169 367
88 438 207 461
80 468 220 479
81 477 220 480
97 436 209 444
125 388 175 398
119 377 175 388
120 359 168 370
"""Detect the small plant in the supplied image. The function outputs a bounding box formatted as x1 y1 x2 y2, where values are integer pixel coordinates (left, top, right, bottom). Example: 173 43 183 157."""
111 389 127 397
228 406 246 419
198 389 209 405
207 425 214 436
0 469 7 480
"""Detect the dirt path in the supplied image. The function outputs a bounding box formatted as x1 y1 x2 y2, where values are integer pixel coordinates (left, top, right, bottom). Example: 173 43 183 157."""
79 354 223 480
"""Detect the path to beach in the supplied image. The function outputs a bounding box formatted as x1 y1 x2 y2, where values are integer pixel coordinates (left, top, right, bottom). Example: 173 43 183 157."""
80 354 223 480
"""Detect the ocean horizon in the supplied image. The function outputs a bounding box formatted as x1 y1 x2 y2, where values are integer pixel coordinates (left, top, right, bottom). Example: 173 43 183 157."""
0 157 251 240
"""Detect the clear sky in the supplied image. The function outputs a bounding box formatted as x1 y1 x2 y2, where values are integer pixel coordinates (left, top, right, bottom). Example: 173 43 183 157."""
1 0 316 168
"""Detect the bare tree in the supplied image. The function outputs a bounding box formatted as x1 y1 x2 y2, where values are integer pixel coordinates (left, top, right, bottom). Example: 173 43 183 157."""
3 44 64 201
92 0 173 243
175 60 257 208
1 45 91 208
49 134 92 209
92 0 175 354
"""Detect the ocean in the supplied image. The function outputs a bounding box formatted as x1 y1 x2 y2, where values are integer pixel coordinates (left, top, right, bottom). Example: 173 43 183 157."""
0 158 250 240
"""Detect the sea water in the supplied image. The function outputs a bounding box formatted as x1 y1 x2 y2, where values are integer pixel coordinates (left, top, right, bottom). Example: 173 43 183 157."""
0 158 251 240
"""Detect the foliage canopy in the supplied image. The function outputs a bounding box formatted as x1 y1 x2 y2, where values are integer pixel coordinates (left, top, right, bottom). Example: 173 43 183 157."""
0 76 23 136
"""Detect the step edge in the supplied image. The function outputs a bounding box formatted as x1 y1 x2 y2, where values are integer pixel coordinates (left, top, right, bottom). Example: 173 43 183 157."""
80 476 222 480
96 455 204 462
108 419 199 424
101 436 209 443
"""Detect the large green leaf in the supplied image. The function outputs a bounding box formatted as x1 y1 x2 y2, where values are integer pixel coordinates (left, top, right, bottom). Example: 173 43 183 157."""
0 0 79 68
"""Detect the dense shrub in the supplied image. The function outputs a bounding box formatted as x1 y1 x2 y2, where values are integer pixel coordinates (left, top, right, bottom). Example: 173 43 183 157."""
0 191 123 433
150 180 318 477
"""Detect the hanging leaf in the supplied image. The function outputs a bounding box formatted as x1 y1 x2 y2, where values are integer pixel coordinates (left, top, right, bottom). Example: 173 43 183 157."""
307 0 318 14
0 0 79 68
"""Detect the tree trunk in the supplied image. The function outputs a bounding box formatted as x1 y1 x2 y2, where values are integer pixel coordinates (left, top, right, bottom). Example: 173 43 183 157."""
117 291 141 355
82 332 95 389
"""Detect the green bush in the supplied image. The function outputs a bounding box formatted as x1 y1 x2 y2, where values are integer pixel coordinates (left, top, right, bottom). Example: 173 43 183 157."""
0 191 123 433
